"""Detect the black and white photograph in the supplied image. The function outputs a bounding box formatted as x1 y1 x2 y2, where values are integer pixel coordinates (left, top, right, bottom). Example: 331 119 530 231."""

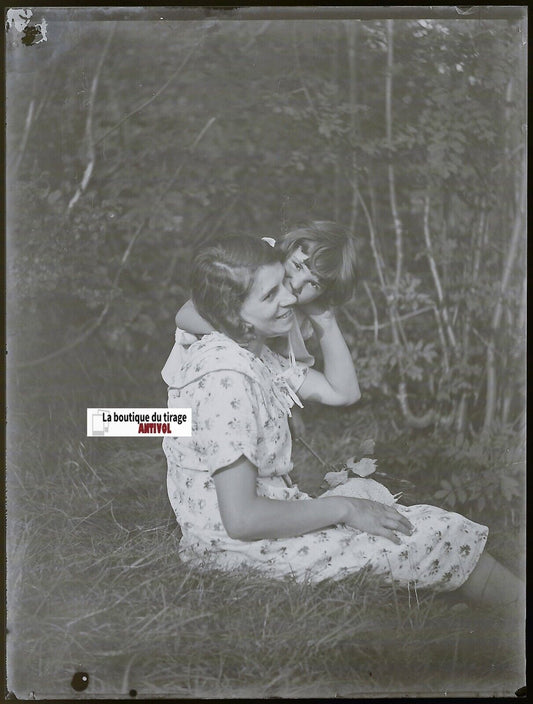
6 6 527 698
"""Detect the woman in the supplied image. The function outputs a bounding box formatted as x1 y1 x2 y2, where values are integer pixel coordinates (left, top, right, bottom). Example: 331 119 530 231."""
162 236 522 606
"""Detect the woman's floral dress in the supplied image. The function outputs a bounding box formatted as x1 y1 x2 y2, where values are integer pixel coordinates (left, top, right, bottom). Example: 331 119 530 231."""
162 332 487 590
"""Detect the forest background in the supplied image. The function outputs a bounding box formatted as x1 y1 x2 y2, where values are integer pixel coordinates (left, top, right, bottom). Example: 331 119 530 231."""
6 8 526 698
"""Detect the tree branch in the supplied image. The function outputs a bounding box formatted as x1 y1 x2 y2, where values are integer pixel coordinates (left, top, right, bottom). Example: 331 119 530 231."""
396 382 435 429
483 153 526 432
17 116 217 368
93 39 199 150
341 304 435 334
423 194 457 352
11 98 34 176
363 280 379 342
345 20 360 233
356 181 436 428
10 60 60 177
385 20 403 295
68 22 116 210
291 26 320 125
431 304 450 374
456 197 487 434
296 437 336 472
353 182 388 293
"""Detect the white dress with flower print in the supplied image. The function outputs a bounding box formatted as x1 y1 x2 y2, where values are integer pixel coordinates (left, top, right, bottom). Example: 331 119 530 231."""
162 332 487 590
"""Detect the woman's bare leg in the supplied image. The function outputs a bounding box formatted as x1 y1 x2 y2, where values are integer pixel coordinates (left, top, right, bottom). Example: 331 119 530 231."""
456 552 524 608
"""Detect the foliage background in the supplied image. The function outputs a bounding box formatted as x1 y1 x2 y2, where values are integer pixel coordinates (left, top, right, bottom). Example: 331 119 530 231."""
6 7 526 698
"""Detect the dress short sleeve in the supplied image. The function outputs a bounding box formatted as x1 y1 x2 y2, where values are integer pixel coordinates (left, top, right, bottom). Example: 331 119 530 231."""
161 327 201 386
188 370 262 475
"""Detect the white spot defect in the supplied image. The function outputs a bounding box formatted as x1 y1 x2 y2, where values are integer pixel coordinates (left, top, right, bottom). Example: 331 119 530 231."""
6 8 33 33
6 8 47 42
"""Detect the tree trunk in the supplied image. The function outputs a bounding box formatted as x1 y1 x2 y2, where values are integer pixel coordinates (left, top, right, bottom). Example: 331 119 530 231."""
385 20 403 295
345 20 359 232
482 155 526 432
333 21 342 222
423 194 457 353
457 198 488 435
68 23 116 210
383 21 433 429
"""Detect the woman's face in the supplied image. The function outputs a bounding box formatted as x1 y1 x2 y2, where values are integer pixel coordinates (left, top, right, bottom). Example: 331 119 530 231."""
240 262 297 339
283 246 325 305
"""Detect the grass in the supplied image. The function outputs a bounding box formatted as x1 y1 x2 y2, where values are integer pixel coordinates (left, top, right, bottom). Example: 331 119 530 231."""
6 362 526 698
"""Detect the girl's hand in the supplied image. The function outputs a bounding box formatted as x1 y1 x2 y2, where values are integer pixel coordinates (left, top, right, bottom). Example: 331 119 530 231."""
298 299 333 318
298 302 337 337
342 497 414 544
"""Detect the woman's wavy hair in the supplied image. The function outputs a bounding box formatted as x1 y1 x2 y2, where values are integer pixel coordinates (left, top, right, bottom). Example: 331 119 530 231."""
278 221 357 306
191 236 282 342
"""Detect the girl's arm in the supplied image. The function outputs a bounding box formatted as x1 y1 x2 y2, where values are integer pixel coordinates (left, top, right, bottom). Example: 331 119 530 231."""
175 299 215 334
214 455 413 542
297 307 360 406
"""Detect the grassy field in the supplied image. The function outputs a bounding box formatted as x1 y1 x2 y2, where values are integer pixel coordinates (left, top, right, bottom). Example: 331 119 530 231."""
6 358 525 698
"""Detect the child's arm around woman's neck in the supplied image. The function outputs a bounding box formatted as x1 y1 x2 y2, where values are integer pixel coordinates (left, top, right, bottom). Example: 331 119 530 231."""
175 298 215 335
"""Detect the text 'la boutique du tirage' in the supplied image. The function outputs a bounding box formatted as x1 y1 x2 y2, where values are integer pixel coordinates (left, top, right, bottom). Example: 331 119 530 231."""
87 409 191 437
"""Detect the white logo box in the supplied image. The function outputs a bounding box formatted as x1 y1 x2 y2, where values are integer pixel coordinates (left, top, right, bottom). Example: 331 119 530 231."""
87 408 192 437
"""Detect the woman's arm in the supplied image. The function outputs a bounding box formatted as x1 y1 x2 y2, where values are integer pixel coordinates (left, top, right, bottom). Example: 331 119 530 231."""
213 455 413 542
297 308 360 406
175 299 215 334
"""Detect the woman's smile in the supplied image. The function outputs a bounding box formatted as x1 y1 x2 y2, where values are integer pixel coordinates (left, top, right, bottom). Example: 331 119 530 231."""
276 309 293 320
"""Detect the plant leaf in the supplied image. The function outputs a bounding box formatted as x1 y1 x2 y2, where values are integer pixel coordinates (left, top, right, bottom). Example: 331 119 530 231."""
322 469 349 488
346 457 377 477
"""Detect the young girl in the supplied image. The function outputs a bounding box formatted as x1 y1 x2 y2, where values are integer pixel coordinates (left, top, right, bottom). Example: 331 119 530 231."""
171 222 358 370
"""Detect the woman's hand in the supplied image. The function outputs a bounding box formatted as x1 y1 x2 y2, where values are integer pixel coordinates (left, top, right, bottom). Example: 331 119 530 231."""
213 456 414 543
342 498 414 545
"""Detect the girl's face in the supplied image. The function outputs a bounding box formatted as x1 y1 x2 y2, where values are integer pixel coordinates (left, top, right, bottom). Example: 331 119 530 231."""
283 246 325 305
240 262 297 339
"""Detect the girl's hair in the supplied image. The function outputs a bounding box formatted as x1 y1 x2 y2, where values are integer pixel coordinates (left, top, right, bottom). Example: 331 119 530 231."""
278 221 357 306
191 236 282 342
